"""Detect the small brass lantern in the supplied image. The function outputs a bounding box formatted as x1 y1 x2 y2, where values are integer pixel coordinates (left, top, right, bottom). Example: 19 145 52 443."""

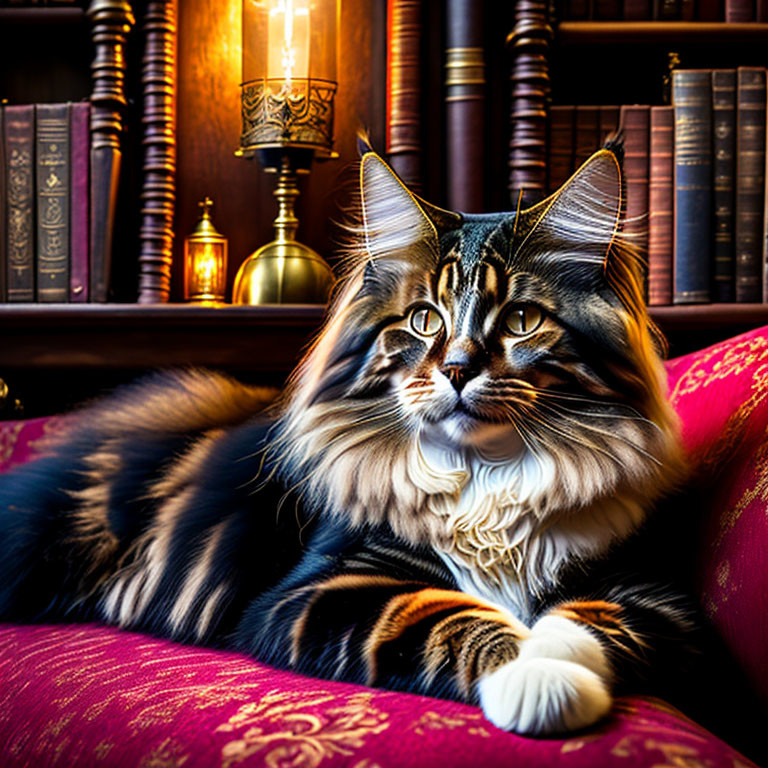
233 0 338 305
184 198 228 304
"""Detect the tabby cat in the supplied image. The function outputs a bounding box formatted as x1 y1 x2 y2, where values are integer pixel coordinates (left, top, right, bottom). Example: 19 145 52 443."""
0 144 695 736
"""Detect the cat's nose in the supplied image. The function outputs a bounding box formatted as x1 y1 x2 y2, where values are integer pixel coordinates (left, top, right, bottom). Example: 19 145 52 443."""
441 347 480 392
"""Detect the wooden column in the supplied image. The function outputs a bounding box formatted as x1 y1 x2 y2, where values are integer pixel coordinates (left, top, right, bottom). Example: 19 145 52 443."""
87 0 135 302
138 0 177 303
507 0 551 206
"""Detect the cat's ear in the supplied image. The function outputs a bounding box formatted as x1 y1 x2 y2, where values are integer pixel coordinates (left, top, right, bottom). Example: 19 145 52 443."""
514 148 622 271
359 152 440 268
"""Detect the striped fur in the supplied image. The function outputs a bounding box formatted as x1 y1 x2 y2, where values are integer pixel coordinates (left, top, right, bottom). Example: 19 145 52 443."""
0 147 710 738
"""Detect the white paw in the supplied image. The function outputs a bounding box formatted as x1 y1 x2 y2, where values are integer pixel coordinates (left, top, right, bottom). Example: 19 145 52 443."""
477 614 612 735
478 656 612 735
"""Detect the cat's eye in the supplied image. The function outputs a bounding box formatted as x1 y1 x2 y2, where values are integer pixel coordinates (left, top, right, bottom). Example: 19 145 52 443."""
504 305 543 336
410 306 443 337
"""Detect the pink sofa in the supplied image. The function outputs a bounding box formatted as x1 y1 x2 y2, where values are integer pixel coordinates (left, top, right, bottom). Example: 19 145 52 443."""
2 326 767 768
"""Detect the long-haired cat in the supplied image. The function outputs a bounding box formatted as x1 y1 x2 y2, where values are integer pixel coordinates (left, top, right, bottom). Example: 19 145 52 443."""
1 144 695 736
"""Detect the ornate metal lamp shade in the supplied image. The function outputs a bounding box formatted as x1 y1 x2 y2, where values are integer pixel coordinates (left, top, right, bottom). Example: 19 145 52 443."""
234 0 338 305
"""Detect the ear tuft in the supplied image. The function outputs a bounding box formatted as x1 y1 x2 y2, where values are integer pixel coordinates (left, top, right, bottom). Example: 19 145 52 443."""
357 130 375 158
360 152 439 266
516 148 622 267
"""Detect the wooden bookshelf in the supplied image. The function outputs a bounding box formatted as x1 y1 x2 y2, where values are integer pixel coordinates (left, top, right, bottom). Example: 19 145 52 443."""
0 7 85 24
556 21 768 44
0 304 325 372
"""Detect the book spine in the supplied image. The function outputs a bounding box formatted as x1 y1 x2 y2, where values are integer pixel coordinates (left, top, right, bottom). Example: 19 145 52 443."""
574 105 600 168
624 0 651 19
712 70 736 303
648 106 673 306
547 106 575 194
4 104 35 302
36 103 70 302
733 68 766 302
673 70 713 304
698 0 721 19
725 0 754 20
620 105 650 273
445 0 484 212
70 102 89 302
759 0 768 20
679 0 694 19
653 0 680 19
599 105 619 145
386 0 422 192
0 106 5 302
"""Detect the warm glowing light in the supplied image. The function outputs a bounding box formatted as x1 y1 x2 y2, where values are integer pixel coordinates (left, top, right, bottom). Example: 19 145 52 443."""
267 0 310 87
195 244 217 293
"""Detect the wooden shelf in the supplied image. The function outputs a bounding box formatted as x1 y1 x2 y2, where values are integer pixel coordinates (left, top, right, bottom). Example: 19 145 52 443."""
0 7 85 24
556 21 768 44
1 303 766 371
0 304 326 372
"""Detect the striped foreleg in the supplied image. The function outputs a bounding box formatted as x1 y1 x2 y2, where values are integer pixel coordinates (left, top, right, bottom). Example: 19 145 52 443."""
238 573 529 703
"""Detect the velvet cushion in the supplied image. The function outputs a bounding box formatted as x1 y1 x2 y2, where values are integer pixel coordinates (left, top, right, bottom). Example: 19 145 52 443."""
0 623 756 768
666 325 768 702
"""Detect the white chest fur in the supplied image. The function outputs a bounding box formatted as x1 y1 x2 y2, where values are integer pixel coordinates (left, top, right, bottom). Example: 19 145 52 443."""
418 434 646 624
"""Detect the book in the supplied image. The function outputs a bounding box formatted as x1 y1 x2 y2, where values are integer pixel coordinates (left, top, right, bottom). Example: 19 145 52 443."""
648 106 673 306
445 0 484 212
712 70 736 303
0 107 5 303
619 105 650 277
548 106 574 193
386 0 422 192
70 102 89 302
599 105 619 145
574 105 600 168
36 103 70 302
725 0 754 20
564 0 591 19
672 70 713 305
4 104 35 302
732 68 765 303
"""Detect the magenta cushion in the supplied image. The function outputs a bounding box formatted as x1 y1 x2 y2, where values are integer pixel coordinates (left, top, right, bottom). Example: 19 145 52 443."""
0 623 756 768
666 325 768 701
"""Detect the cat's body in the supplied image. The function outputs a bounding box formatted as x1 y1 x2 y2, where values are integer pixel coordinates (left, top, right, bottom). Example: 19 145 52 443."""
0 146 706 737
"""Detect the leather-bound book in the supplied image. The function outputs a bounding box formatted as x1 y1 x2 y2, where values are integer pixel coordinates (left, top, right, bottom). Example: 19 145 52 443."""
574 105 600 168
759 0 767 20
733 68 765 302
36 103 70 302
69 102 89 302
698 0 721 19
679 0 695 19
725 0 753 20
4 104 35 302
624 0 651 19
672 70 712 305
599 105 619 145
712 70 736 303
386 0 422 192
648 106 673 306
0 107 5 302
619 105 650 273
445 0 484 212
547 106 574 194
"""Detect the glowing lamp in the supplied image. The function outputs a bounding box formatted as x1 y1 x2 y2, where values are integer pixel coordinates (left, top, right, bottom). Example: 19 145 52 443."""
184 198 228 304
234 0 338 305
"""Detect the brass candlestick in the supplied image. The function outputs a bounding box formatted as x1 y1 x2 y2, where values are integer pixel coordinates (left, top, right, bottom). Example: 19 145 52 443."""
232 153 333 304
